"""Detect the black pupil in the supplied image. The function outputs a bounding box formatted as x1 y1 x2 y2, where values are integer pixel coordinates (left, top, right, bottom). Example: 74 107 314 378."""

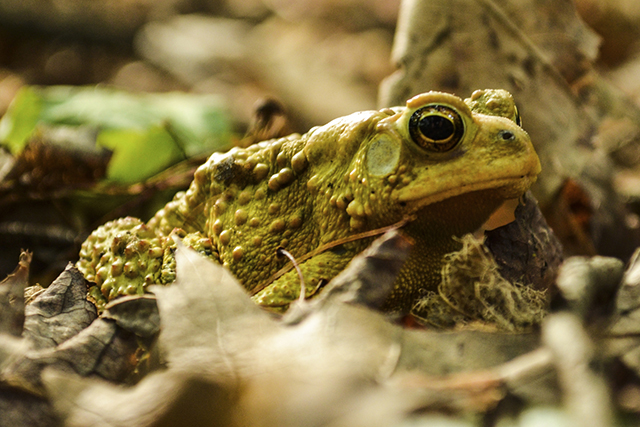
419 115 454 141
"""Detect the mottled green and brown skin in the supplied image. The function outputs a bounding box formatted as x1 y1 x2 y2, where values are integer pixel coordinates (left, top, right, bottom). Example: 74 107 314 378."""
77 89 540 314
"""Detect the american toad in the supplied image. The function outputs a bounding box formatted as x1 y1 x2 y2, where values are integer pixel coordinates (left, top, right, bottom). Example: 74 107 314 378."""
77 89 540 314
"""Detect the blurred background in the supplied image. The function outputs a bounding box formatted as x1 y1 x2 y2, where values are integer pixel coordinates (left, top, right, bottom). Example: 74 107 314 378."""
0 0 640 131
0 0 399 133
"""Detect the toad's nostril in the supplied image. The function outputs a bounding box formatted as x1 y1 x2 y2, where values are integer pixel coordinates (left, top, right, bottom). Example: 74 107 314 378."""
499 130 515 141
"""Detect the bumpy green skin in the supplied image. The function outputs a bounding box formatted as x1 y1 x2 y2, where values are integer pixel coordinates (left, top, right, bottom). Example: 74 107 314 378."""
79 218 217 305
77 89 541 314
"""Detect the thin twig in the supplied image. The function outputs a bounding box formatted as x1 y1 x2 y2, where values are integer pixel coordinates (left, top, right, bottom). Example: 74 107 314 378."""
250 215 415 296
276 247 307 303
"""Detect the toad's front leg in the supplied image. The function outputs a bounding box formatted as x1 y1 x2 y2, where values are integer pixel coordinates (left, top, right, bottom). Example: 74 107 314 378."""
250 249 356 312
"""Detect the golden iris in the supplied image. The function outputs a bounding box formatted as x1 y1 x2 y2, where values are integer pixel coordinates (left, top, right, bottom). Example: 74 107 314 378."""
409 105 463 152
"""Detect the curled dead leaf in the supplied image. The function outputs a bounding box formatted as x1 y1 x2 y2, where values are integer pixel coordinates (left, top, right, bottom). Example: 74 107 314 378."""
0 251 31 337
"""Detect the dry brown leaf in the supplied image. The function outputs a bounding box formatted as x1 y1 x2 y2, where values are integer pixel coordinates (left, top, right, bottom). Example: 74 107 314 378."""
0 258 146 425
102 294 160 339
607 249 640 375
486 191 563 291
0 262 150 413
543 312 615 427
43 368 235 427
22 265 97 350
0 251 30 337
555 256 623 320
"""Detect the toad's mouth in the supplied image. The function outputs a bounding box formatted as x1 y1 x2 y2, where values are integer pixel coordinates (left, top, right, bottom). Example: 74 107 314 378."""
399 172 539 211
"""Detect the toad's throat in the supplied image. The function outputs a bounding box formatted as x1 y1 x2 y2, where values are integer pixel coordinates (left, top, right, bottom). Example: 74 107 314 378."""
406 186 514 238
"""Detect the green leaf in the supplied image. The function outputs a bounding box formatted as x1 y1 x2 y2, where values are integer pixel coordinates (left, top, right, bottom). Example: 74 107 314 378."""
0 86 232 183
0 86 43 154
138 92 232 157
97 126 185 184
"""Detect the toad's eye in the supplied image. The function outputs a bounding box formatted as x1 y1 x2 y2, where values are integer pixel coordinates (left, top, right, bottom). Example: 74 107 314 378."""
409 105 463 152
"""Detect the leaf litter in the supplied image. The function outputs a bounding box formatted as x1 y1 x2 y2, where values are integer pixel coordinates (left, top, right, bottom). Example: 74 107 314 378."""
28 235 543 426
0 253 161 425
2 220 640 425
